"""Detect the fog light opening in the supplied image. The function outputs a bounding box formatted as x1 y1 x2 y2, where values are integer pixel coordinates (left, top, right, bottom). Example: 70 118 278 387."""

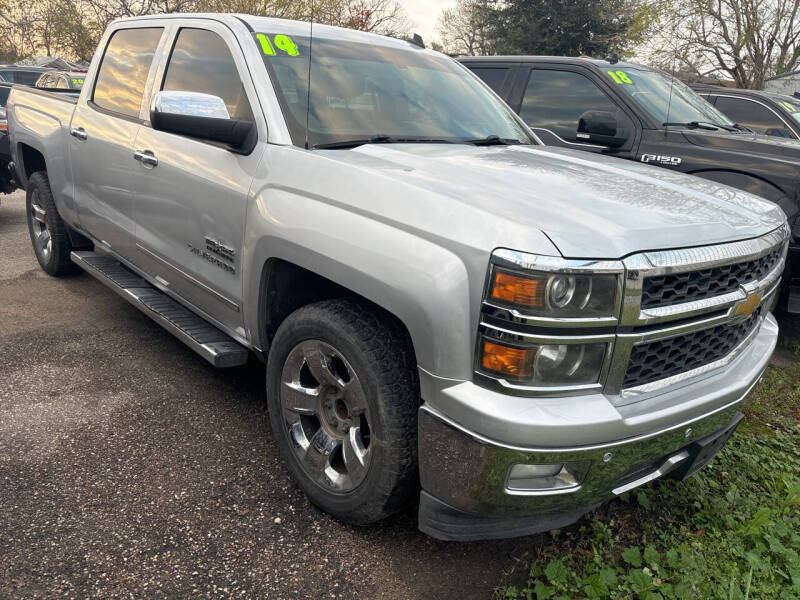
506 461 590 494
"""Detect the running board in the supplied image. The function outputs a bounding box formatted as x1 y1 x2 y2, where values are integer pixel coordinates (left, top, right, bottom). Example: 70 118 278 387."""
71 251 248 368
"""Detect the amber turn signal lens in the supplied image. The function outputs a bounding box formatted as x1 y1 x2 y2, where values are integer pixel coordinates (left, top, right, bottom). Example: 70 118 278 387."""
481 340 534 379
490 271 544 307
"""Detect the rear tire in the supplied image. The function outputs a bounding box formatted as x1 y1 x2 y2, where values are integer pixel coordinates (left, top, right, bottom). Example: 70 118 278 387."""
266 298 419 525
26 171 77 276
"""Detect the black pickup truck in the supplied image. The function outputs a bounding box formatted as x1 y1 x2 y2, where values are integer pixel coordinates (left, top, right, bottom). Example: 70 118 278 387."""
461 56 800 310
690 83 800 140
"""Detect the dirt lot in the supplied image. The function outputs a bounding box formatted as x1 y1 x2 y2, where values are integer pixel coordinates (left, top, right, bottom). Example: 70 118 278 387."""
0 190 533 599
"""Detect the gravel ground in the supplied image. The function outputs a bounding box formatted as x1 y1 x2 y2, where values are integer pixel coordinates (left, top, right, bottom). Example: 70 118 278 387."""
0 191 533 599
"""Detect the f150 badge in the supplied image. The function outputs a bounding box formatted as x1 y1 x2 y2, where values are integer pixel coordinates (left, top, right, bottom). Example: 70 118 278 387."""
641 154 682 166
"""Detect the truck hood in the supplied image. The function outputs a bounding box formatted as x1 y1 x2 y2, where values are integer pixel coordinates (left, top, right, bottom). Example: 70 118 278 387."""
319 144 785 258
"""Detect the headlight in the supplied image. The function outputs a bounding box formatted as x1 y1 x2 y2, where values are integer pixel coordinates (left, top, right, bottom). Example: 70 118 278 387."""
489 267 619 318
479 337 607 387
476 249 623 392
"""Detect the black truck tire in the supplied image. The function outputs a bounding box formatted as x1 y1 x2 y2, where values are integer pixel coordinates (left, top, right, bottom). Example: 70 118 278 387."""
266 298 419 525
25 171 77 276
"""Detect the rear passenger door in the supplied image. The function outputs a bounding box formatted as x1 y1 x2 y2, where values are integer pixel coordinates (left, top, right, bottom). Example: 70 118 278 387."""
69 26 166 258
510 66 638 155
132 22 265 336
465 63 519 99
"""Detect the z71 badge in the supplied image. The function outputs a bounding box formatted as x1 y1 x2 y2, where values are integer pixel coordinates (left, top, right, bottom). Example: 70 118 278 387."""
641 154 682 166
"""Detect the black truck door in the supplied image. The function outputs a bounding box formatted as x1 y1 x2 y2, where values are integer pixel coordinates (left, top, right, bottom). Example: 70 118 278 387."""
506 65 641 157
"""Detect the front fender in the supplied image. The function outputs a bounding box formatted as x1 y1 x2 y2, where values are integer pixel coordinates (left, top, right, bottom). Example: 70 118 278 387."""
242 187 477 380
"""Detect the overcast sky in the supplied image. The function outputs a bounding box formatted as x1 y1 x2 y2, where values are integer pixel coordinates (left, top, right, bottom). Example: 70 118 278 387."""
401 0 454 46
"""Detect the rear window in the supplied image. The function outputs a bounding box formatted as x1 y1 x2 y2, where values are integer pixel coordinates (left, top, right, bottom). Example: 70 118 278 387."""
0 87 10 107
0 70 44 85
93 27 163 118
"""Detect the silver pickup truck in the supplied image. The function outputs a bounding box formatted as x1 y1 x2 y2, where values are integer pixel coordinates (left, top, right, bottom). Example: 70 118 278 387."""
7 14 788 540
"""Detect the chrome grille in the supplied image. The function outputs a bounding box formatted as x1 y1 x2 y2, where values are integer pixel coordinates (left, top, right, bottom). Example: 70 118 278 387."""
641 246 783 309
623 309 762 388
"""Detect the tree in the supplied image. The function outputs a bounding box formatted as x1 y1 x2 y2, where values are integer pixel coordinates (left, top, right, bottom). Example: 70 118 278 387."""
436 0 493 56
644 0 800 88
483 0 644 57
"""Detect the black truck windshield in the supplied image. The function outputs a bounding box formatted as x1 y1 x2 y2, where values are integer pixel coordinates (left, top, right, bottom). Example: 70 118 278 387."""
255 33 534 148
605 67 735 129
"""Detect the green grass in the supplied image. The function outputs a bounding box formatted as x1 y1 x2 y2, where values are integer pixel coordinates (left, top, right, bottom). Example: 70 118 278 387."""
498 360 800 600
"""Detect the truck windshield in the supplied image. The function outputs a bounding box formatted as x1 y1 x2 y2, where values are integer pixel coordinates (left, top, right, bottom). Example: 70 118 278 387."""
773 94 800 124
255 33 535 148
606 67 735 129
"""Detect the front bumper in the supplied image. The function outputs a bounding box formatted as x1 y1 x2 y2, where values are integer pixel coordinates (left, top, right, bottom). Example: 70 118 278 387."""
416 313 777 541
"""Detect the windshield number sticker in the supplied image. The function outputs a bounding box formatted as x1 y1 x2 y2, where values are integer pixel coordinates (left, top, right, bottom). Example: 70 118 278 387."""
607 70 632 84
257 33 300 57
72 78 84 86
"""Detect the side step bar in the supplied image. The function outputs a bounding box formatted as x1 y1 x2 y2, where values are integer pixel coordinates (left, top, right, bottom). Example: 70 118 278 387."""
71 251 249 368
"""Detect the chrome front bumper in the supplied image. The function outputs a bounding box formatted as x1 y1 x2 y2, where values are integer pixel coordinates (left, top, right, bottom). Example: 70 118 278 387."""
416 313 777 540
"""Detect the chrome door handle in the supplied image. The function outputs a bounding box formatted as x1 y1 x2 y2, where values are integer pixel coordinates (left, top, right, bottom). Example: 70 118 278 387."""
69 127 88 140
133 150 158 167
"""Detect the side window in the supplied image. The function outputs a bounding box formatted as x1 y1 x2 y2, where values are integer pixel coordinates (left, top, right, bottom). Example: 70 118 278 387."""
93 27 163 119
36 74 50 88
521 69 621 141
162 28 253 121
56 76 69 89
714 96 793 137
469 67 511 97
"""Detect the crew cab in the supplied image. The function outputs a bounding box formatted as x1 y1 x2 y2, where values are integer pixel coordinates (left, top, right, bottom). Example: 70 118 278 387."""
7 15 787 540
461 56 800 312
690 83 800 140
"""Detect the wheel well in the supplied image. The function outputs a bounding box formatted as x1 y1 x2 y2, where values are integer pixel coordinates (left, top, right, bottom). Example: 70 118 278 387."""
259 259 416 363
19 143 46 180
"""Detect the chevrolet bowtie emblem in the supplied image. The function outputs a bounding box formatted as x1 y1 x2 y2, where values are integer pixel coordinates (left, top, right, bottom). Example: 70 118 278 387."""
734 291 762 317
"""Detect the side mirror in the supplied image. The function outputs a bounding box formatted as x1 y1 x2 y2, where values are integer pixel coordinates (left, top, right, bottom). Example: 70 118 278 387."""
576 110 627 148
150 91 256 152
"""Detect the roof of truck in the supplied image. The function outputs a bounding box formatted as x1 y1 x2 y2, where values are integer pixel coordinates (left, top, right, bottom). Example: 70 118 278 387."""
457 55 649 71
114 13 428 52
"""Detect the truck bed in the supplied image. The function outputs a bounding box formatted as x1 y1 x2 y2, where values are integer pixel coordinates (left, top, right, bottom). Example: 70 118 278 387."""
7 84 78 196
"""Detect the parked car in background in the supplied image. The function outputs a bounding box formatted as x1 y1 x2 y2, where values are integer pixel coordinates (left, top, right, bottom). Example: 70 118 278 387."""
0 66 54 85
462 56 800 312
35 71 85 90
7 15 788 540
690 83 800 140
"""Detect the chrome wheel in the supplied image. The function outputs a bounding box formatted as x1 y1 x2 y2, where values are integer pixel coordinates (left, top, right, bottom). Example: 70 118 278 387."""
280 339 372 492
29 189 52 262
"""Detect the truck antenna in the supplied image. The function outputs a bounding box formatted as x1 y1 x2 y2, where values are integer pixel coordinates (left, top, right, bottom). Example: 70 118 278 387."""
664 46 677 134
304 0 314 149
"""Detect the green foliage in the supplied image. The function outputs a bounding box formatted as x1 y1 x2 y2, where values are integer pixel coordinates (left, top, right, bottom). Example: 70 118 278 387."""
500 364 800 600
482 0 643 57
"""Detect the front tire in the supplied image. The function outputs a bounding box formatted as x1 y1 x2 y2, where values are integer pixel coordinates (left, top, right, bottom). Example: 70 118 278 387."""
266 298 419 525
26 171 77 276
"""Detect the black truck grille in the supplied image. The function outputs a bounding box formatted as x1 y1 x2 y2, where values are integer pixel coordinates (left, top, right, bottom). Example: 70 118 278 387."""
623 309 761 388
640 247 782 309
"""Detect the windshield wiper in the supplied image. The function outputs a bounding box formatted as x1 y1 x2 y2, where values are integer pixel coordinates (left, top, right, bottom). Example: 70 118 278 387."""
313 135 455 150
462 134 524 146
662 121 735 131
